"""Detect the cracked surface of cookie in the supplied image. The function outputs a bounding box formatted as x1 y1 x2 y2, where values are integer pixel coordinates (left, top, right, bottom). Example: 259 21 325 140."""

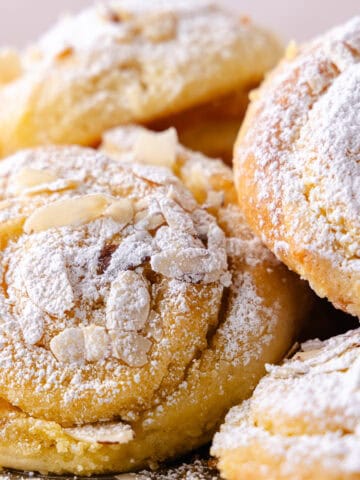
0 0 282 158
212 328 360 480
0 139 311 474
234 17 360 318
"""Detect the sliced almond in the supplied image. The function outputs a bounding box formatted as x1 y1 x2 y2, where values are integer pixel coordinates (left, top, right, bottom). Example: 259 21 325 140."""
23 179 79 196
104 198 134 225
151 247 209 283
83 325 110 362
151 223 228 284
294 349 323 362
134 196 165 231
166 184 197 213
23 194 110 233
10 168 58 195
131 164 178 186
110 331 152 367
134 128 178 168
107 231 153 273
134 210 165 231
21 250 74 318
17 299 44 345
50 328 85 364
65 421 134 444
159 196 196 234
106 271 150 331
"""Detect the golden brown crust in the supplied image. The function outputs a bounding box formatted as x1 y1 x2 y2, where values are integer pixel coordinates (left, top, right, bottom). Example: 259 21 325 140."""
212 328 360 480
234 17 360 318
0 127 312 474
0 1 282 157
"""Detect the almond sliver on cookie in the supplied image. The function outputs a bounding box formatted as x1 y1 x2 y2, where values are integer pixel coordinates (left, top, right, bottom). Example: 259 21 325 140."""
65 422 134 445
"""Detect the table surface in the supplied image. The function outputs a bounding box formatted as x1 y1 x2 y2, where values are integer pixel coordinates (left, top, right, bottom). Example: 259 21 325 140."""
0 0 358 47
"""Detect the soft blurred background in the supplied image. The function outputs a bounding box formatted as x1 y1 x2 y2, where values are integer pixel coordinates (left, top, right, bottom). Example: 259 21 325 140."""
0 0 359 46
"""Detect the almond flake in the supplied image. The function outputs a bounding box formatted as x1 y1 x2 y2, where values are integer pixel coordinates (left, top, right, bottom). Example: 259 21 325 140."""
50 328 85 364
166 184 197 212
10 168 58 195
17 299 44 345
133 128 178 168
131 164 178 186
21 250 74 318
107 231 153 273
104 198 134 225
294 349 323 362
159 196 196 234
134 210 165 231
83 325 110 362
134 196 165 231
110 331 152 367
106 271 150 331
23 194 110 233
22 179 79 196
151 223 227 284
151 247 209 283
65 421 134 444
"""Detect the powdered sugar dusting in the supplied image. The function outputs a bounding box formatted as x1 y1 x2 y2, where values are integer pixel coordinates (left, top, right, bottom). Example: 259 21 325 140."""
0 128 307 477
0 144 235 425
235 17 360 315
212 328 360 477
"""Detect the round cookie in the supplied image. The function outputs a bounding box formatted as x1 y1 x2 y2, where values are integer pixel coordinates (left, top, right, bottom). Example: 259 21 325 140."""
0 0 282 159
212 327 360 480
0 136 311 474
234 17 360 318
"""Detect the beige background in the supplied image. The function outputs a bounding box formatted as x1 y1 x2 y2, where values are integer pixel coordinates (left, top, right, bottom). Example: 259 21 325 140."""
0 0 358 46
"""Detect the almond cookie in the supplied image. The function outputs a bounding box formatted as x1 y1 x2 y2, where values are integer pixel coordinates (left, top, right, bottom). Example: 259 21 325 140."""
234 17 360 317
0 1 282 159
0 137 311 474
212 328 360 480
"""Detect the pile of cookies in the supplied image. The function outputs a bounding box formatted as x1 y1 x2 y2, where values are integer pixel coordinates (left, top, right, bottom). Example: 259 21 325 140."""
0 2 358 479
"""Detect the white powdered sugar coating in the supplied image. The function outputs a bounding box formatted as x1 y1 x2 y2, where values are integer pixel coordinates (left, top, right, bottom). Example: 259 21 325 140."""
219 272 278 366
235 17 360 311
212 328 360 477
0 144 234 421
0 135 288 429
11 0 278 111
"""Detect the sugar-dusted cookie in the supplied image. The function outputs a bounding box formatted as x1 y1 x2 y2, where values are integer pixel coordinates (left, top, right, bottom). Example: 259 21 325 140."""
234 17 360 317
212 328 360 480
0 134 310 474
0 1 282 159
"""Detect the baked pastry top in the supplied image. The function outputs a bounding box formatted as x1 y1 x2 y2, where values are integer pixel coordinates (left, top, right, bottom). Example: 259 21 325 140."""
212 327 360 480
0 128 311 474
0 0 281 157
234 17 360 318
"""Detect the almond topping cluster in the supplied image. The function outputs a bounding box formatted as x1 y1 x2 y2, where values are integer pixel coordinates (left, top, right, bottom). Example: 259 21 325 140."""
2 140 230 369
